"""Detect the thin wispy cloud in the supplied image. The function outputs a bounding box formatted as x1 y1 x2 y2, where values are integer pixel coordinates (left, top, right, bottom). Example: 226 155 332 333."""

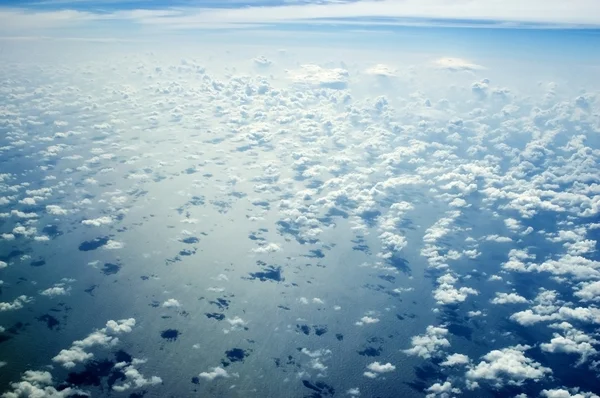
1 0 600 34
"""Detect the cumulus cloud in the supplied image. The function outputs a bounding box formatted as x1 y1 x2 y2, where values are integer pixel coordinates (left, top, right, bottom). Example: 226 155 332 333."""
53 318 136 368
433 273 478 305
491 292 529 305
440 353 470 367
288 64 349 89
0 295 31 312
162 298 181 308
466 345 552 388
46 205 68 215
198 366 229 381
403 325 450 359
82 216 113 226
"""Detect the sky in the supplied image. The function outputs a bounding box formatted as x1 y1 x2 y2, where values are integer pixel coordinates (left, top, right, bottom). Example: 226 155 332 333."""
1 1 600 398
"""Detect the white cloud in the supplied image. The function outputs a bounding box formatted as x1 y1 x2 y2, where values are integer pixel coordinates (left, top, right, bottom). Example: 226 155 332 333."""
491 292 529 305
0 295 31 312
46 205 68 215
440 353 470 367
251 242 281 253
162 298 181 308
541 388 600 398
433 273 478 305
355 316 380 326
403 325 450 359
366 362 395 373
198 366 229 381
40 285 70 297
104 240 124 250
466 345 552 388
288 64 349 89
53 318 136 368
82 216 113 226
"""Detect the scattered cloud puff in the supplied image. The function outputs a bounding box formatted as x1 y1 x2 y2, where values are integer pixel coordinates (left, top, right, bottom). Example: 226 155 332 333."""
355 316 380 326
433 273 478 305
46 205 68 215
53 318 135 368
363 361 395 378
288 64 349 89
82 216 113 226
198 366 229 381
491 292 529 305
425 381 462 398
440 353 470 367
104 240 124 250
251 242 281 253
2 370 83 398
162 298 181 308
541 388 600 398
40 284 71 297
465 345 552 389
0 295 31 312
540 322 598 364
403 325 450 359
113 359 162 392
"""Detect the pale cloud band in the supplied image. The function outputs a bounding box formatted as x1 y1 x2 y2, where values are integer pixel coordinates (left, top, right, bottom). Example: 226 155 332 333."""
1 0 600 33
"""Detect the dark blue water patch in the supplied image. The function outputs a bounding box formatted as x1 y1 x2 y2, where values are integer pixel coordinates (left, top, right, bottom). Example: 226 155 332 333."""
114 350 132 364
0 249 26 263
0 332 11 344
181 236 199 244
276 220 315 245
335 334 343 341
150 301 160 308
221 348 250 367
160 329 180 341
351 238 370 254
84 285 98 296
246 266 283 282
101 262 121 275
6 322 27 335
304 249 325 259
179 248 196 256
301 380 335 397
191 376 200 384
296 324 310 335
305 179 323 189
378 274 396 283
64 355 129 390
78 236 109 251
184 167 197 174
209 297 230 310
37 314 60 330
42 224 63 238
357 346 382 357
205 312 225 321
313 325 327 336
230 191 246 199
210 200 231 214
30 258 46 267
388 255 411 274
447 323 473 340
165 256 181 265
129 391 147 398
248 233 265 241
278 305 290 311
